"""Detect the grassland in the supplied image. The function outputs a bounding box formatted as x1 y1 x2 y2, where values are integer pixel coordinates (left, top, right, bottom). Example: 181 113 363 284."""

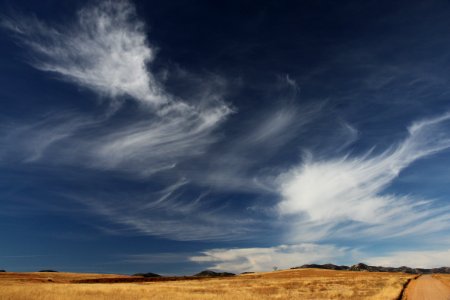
433 274 450 288
0 269 413 300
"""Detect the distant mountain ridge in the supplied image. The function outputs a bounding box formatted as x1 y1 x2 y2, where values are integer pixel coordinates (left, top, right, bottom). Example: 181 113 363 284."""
133 272 161 278
291 263 450 274
194 270 235 277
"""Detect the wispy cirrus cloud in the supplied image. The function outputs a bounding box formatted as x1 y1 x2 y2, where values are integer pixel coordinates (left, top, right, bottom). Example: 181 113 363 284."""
1 0 231 176
0 111 93 163
277 113 450 242
2 0 164 106
191 114 450 271
191 104 322 193
0 0 238 240
67 179 259 241
3 0 318 242
3 0 450 256
183 76 324 193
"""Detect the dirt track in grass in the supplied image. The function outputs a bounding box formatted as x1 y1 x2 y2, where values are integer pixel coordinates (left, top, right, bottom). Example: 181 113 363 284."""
404 275 450 300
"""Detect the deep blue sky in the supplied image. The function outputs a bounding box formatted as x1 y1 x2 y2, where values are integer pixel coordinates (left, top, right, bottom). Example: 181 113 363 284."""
1 0 450 274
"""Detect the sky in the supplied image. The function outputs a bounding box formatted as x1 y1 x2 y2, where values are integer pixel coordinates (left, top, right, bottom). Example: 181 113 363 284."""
1 0 450 275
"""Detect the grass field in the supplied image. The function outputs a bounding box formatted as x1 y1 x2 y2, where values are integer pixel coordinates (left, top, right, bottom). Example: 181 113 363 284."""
433 274 450 288
0 269 413 300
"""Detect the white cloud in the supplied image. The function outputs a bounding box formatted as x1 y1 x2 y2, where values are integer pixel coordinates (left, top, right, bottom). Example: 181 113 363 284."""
191 104 320 192
67 179 258 241
184 76 325 193
277 113 450 241
4 0 450 248
3 0 164 106
366 249 450 268
0 0 238 240
90 103 231 175
0 112 93 163
190 243 350 273
1 0 232 176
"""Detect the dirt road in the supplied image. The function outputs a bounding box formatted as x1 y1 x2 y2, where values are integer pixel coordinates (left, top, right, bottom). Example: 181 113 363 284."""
404 275 450 300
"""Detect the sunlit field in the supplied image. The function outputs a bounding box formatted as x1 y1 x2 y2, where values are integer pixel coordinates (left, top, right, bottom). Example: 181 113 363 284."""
433 274 450 288
0 269 413 300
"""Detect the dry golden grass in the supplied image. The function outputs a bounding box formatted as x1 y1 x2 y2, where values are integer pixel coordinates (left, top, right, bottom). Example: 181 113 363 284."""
0 269 413 300
0 271 131 284
433 274 450 289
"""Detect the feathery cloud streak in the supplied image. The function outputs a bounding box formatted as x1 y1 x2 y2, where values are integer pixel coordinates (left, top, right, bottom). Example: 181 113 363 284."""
0 0 238 240
66 179 259 241
1 0 231 176
3 0 163 106
192 114 450 271
277 113 450 241
3 0 450 250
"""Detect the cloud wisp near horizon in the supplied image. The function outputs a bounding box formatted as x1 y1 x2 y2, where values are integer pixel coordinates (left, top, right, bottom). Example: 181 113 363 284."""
2 0 450 273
